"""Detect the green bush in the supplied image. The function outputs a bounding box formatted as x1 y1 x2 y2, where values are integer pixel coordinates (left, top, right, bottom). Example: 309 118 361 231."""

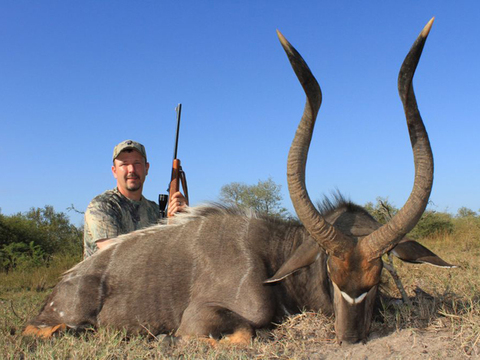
0 241 46 273
409 210 454 238
0 206 82 272
363 197 455 239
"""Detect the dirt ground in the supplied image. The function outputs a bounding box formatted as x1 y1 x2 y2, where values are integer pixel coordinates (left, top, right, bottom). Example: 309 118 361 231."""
250 301 479 360
300 329 470 360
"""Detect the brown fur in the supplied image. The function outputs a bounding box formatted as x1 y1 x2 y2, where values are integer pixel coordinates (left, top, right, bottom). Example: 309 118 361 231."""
23 203 449 343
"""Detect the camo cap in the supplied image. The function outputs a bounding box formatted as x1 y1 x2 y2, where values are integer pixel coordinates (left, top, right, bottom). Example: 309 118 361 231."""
112 140 147 162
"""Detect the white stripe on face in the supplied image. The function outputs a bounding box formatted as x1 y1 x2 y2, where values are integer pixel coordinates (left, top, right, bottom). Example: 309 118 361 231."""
333 282 368 305
340 290 368 305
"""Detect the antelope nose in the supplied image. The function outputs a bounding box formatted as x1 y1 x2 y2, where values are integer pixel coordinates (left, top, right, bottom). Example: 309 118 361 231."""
337 334 365 345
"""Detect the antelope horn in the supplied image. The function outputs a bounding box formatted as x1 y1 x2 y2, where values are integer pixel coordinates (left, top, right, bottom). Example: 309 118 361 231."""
278 30 354 259
360 18 435 261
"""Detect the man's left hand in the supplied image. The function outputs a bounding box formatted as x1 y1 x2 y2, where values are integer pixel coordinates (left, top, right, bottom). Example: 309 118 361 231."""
168 191 188 217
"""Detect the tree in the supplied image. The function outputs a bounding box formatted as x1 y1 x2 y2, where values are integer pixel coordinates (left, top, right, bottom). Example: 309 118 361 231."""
456 207 477 218
219 178 289 219
0 206 82 272
23 205 82 254
363 197 398 224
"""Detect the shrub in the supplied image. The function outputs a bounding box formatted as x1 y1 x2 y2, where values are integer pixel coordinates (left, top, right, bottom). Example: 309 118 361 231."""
0 241 47 273
0 206 82 272
408 210 454 239
363 198 455 239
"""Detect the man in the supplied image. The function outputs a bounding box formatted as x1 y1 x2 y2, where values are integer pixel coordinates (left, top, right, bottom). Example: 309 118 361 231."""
83 140 187 258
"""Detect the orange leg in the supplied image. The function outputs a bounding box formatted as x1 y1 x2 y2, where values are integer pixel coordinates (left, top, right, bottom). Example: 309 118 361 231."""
22 323 67 338
220 328 253 346
165 329 252 348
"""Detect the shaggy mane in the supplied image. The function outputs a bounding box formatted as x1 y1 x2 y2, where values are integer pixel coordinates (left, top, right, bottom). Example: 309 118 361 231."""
317 191 375 220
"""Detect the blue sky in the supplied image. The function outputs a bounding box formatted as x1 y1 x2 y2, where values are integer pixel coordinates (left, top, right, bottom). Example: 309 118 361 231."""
1 1 479 226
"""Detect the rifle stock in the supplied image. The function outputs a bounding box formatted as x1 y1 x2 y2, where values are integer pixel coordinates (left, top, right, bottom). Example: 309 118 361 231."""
168 158 189 217
169 159 181 198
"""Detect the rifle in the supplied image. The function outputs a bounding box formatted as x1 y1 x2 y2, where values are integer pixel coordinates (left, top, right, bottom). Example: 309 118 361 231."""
159 104 189 218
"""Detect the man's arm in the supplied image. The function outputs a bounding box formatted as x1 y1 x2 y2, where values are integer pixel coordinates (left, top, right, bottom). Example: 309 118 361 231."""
84 203 121 258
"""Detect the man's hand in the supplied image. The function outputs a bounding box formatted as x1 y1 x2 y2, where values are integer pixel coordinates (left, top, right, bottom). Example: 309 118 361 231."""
168 191 188 217
96 238 113 250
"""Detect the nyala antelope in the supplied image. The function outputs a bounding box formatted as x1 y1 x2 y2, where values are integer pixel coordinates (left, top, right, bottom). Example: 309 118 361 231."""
24 18 453 344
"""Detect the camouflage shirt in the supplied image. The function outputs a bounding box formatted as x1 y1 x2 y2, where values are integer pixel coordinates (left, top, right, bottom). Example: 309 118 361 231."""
83 188 160 258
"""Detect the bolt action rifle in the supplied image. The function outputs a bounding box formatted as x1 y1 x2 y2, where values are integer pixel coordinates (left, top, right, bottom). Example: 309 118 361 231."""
159 104 189 218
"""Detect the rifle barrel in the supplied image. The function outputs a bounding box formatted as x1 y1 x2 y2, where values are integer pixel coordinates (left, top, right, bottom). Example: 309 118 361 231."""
173 104 182 160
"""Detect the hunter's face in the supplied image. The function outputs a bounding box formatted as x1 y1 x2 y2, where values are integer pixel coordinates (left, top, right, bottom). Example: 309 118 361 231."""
112 150 149 198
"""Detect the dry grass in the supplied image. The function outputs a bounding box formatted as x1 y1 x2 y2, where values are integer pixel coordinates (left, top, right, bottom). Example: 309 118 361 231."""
1 227 478 359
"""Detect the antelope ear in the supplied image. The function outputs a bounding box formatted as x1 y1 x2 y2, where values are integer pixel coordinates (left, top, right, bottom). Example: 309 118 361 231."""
264 238 321 283
390 239 456 268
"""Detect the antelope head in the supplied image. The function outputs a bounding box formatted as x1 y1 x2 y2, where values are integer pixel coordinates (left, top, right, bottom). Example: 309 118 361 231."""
278 18 435 343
